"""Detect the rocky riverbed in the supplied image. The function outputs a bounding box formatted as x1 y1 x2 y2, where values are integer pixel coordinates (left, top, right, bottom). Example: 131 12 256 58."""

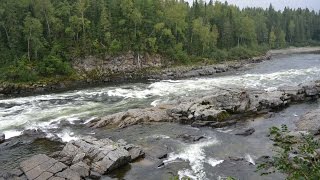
1 51 320 179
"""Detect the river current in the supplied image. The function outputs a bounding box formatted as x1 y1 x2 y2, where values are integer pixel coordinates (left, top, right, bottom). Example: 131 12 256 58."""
1 53 320 179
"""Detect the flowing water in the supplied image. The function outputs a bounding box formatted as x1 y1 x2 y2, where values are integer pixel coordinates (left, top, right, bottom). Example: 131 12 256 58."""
1 53 320 179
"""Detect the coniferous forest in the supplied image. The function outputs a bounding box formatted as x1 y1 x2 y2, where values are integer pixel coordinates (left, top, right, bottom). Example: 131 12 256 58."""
1 0 320 82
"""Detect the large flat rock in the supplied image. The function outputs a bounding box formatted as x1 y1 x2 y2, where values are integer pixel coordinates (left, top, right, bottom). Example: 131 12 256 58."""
2 136 144 180
88 81 320 129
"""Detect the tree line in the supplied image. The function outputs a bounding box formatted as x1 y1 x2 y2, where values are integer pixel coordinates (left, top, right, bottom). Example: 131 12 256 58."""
1 0 320 82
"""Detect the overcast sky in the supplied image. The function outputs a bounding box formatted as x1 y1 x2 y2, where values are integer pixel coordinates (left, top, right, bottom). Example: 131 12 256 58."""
186 0 320 11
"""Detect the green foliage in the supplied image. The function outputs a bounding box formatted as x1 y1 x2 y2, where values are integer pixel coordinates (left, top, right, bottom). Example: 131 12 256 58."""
0 0 319 83
37 55 73 77
258 125 320 180
1 58 38 83
109 39 122 55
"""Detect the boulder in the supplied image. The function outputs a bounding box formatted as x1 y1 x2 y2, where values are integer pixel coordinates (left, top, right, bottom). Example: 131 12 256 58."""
88 105 173 129
16 136 144 179
176 134 205 142
69 162 90 177
128 147 145 161
235 128 256 136
296 109 320 132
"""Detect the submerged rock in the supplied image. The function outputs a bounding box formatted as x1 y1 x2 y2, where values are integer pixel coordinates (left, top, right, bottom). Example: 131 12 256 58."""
5 136 145 179
176 134 205 142
235 128 256 136
296 109 320 133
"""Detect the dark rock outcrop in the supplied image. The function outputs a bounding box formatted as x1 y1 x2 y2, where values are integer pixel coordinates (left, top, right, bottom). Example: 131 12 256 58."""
0 133 5 144
235 128 256 136
176 134 205 143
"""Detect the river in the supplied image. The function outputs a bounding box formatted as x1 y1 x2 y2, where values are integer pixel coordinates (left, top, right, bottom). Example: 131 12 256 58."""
1 53 320 179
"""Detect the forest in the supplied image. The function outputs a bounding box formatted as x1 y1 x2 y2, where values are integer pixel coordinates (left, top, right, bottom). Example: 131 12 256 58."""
0 0 320 82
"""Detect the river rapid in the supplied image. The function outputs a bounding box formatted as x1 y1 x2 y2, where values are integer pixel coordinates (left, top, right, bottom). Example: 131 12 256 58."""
1 53 320 179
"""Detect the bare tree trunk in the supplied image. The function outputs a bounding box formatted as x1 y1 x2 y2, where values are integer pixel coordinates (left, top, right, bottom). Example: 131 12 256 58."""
28 29 31 61
82 12 85 36
44 11 51 37
134 23 137 39
138 53 141 68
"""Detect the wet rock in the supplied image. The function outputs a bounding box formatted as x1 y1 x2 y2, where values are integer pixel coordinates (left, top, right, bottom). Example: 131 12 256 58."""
70 162 90 177
89 171 101 180
19 154 69 180
72 153 86 164
17 136 144 179
22 129 46 138
146 146 168 160
229 156 245 161
0 133 5 144
55 168 81 180
211 120 237 128
296 109 320 132
264 112 275 119
0 169 25 180
302 82 320 97
91 149 131 174
235 128 255 136
191 121 212 127
256 156 272 165
176 134 205 142
128 147 145 161
88 105 173 129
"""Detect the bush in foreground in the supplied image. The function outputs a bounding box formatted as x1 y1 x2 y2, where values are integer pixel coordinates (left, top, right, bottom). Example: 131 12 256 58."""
258 125 320 180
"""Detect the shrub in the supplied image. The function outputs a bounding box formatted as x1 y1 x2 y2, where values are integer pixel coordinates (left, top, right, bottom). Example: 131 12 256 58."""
258 125 320 179
37 55 73 77
109 39 122 55
1 58 38 82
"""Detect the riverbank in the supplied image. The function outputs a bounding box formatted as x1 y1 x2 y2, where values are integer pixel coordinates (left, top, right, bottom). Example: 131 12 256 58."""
0 55 269 98
1 47 320 98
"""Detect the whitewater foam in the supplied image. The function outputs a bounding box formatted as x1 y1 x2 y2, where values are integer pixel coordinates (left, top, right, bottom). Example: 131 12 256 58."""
164 138 220 180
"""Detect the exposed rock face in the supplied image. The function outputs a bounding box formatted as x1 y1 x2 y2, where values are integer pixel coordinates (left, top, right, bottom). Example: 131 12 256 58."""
4 136 144 180
296 109 320 133
89 81 320 129
73 52 163 75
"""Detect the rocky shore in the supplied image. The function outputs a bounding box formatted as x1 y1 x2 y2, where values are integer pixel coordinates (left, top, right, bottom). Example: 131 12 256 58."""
2 46 320 98
0 54 270 97
87 80 320 129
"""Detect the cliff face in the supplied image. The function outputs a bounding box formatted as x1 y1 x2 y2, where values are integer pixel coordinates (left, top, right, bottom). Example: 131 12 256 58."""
72 52 164 76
